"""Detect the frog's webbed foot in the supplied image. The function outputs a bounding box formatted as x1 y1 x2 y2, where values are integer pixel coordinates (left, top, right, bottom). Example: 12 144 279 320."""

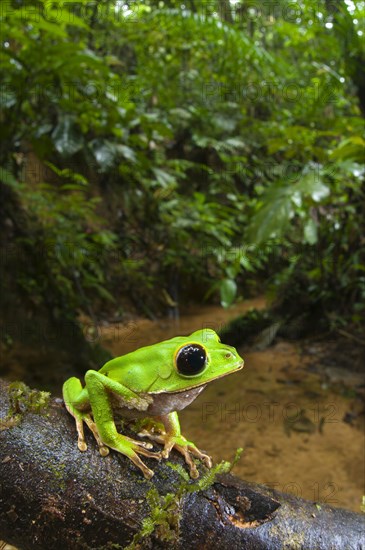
138 415 212 479
164 435 212 478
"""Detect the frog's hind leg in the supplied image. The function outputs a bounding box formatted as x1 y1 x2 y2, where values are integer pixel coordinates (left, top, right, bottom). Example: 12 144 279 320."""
62 377 109 456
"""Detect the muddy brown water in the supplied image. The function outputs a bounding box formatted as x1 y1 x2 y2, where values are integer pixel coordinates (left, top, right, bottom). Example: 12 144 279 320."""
99 298 364 513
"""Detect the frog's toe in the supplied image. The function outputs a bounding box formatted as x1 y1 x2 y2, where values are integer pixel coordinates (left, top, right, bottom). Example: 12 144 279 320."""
78 440 88 452
136 440 154 450
138 427 166 440
160 437 177 458
186 444 212 468
99 446 110 457
128 442 162 478
175 444 200 478
124 435 154 450
135 447 161 461
74 417 88 451
125 437 161 461
201 454 213 468
129 451 155 479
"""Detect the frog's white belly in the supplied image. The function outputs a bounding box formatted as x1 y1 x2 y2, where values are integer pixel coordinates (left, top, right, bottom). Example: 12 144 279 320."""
110 385 207 419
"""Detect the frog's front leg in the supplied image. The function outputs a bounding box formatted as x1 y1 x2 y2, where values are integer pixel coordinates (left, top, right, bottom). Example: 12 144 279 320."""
63 377 109 456
64 372 160 479
139 411 212 479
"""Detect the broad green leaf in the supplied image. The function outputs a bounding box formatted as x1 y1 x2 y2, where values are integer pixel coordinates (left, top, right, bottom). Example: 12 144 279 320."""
212 115 236 132
304 219 318 245
330 137 365 163
91 141 136 170
224 138 246 149
152 168 176 188
91 141 118 170
118 145 137 163
95 284 115 302
46 9 89 30
169 108 192 121
296 172 330 202
52 116 84 156
62 51 106 71
220 278 237 308
249 187 293 243
239 254 254 272
34 123 53 138
10 11 68 38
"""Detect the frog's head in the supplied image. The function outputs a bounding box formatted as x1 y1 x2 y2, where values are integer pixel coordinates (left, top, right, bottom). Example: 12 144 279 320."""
150 328 244 393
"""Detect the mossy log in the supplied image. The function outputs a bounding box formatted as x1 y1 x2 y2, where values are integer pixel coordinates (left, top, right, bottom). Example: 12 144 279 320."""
0 380 363 550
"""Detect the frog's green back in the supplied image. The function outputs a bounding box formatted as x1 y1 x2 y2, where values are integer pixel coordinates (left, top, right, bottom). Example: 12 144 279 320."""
99 335 191 393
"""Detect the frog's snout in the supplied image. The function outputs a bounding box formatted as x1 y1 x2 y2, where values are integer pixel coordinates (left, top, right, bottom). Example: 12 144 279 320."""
220 347 244 369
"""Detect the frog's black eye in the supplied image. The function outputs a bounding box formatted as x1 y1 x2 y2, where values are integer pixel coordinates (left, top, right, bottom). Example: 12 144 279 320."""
176 344 207 376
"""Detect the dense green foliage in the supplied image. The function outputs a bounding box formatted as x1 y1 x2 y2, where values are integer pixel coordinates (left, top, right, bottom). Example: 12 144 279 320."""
1 0 364 328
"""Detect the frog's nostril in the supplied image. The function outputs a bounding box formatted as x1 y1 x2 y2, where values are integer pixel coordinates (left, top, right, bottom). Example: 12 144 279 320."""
225 352 232 358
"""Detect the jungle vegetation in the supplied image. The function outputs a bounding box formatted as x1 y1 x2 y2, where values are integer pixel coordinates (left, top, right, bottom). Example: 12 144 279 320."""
0 0 364 351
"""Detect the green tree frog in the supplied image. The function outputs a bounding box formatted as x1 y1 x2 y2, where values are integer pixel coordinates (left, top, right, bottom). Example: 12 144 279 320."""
63 329 244 479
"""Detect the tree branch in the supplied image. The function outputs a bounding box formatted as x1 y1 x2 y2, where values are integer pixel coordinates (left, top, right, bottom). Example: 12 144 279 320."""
0 380 363 549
